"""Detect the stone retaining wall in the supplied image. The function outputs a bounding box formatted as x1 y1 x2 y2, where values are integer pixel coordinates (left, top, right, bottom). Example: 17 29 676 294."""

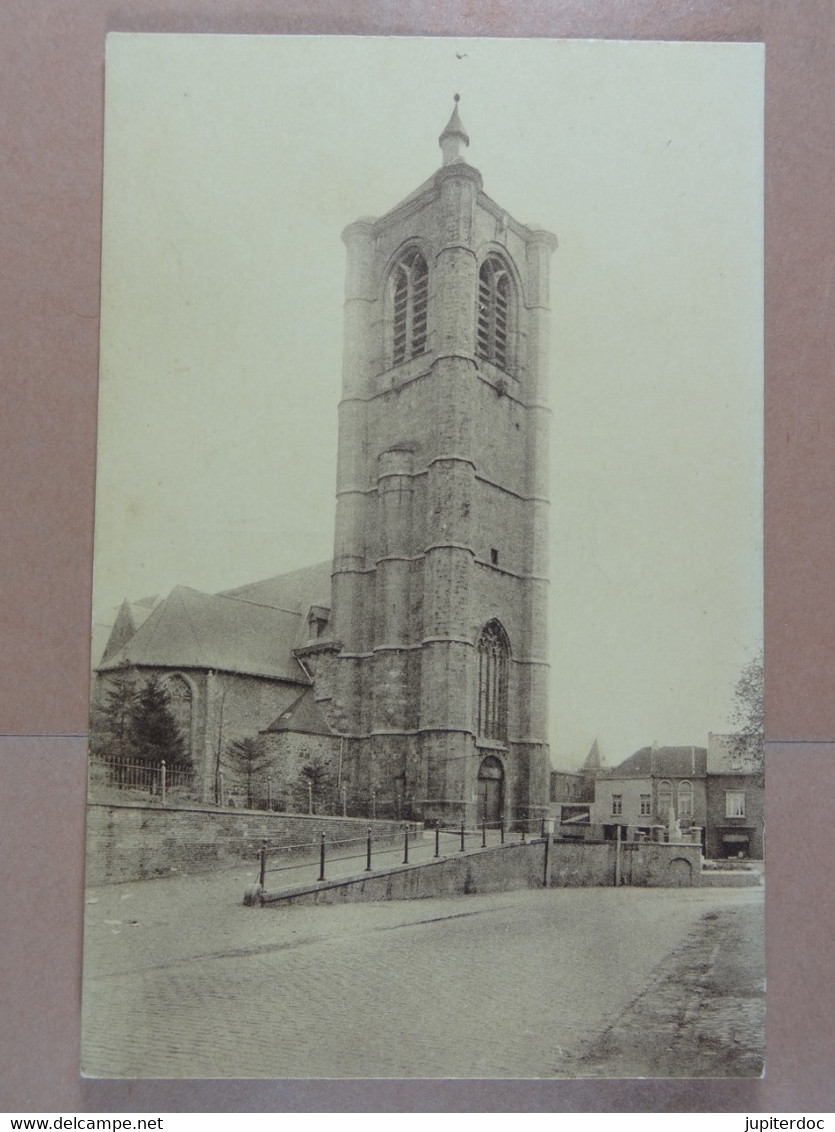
252 837 706 906
85 802 415 885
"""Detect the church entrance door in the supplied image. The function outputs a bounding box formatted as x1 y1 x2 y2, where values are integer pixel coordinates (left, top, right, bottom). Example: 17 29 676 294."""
477 755 504 826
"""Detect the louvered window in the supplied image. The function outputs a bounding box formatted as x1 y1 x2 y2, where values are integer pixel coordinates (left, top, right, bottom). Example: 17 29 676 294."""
391 248 428 365
477 620 510 743
477 255 513 371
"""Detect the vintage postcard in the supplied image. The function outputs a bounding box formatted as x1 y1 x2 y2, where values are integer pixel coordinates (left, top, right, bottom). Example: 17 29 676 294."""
83 34 764 1079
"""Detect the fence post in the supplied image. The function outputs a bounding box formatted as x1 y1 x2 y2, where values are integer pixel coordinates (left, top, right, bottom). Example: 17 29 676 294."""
521 822 527 843
308 781 313 815
318 831 326 882
259 840 267 889
342 783 347 817
365 827 372 872
543 821 552 888
403 826 409 864
615 823 622 887
460 821 465 852
481 821 486 848
434 820 440 858
219 770 225 809
161 760 167 807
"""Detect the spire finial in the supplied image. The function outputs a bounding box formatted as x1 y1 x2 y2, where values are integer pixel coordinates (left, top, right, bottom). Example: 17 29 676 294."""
439 94 469 165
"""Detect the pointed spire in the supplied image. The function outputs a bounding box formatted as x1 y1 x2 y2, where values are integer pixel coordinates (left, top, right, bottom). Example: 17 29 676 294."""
582 738 602 772
439 93 470 165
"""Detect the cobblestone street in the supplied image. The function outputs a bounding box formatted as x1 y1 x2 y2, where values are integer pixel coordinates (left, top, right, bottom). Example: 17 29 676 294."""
82 870 764 1079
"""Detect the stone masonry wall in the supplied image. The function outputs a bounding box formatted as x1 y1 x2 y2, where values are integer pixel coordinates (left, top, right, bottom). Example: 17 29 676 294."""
86 803 414 886
255 837 705 907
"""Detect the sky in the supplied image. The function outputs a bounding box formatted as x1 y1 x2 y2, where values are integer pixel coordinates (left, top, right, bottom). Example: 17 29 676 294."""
93 35 764 770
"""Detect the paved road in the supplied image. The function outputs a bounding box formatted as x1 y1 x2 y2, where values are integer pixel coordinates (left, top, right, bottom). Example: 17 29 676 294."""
82 869 763 1079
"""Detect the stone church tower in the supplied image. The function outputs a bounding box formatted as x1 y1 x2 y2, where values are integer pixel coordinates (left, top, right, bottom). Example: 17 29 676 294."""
300 98 557 826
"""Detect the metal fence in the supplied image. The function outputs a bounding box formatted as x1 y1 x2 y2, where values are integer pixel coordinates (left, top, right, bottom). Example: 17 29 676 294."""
244 816 555 903
88 755 195 803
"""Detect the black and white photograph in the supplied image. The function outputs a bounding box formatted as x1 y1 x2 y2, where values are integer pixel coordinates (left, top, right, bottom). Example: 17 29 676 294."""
82 34 764 1080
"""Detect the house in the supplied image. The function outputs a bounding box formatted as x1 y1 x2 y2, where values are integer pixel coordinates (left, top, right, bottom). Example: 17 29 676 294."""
588 743 707 844
705 732 764 859
550 739 604 835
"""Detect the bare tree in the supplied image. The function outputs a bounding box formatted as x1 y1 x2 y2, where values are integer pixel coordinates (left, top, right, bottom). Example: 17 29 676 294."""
730 647 764 773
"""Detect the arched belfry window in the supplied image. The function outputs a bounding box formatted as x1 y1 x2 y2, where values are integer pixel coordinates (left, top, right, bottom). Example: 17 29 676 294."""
477 254 514 371
389 247 428 365
477 620 510 743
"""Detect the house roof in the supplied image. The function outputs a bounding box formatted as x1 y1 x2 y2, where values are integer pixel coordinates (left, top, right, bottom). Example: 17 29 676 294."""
605 745 707 779
263 686 335 736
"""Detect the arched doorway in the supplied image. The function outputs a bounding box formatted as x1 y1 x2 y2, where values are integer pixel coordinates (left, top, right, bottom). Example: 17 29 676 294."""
477 755 504 825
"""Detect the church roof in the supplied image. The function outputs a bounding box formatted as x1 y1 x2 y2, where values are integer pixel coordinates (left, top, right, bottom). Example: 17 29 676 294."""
605 745 707 779
100 600 137 664
263 686 335 736
98 561 332 682
219 560 331 613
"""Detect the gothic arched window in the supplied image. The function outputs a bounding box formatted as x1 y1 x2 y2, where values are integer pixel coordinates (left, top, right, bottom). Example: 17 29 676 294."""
477 620 510 743
164 673 193 758
477 254 514 371
389 247 428 365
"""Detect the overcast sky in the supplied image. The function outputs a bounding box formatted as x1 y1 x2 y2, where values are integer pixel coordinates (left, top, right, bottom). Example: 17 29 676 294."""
94 35 763 770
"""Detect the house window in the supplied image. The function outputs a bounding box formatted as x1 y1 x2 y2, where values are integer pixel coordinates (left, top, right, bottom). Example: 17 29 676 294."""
726 790 746 818
678 779 694 818
612 794 623 816
640 794 651 816
390 247 428 365
477 619 510 743
490 548 499 565
477 254 514 371
658 780 673 816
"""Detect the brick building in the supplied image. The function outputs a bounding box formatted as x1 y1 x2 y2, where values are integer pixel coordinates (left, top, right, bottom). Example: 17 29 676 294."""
588 744 708 843
94 100 558 825
704 732 764 859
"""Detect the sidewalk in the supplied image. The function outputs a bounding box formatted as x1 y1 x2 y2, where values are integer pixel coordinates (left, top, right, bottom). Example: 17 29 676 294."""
257 823 518 893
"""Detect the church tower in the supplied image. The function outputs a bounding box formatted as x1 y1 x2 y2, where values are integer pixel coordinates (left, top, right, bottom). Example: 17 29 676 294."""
306 98 557 826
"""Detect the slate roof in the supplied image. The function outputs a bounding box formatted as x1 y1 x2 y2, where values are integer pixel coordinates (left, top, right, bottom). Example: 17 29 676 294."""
605 745 707 779
98 561 332 682
219 561 331 614
263 687 335 737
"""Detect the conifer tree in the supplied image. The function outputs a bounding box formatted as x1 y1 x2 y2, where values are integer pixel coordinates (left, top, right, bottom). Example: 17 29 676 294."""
130 675 187 767
225 736 269 809
90 664 138 761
